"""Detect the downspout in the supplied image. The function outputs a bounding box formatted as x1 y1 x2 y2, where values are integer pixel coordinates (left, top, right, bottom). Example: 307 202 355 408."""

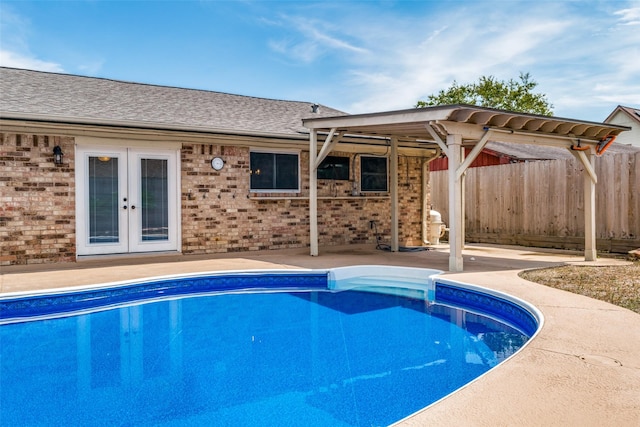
422 150 441 245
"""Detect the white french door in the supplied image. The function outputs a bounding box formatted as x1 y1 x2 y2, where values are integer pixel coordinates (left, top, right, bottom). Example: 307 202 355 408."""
76 146 179 256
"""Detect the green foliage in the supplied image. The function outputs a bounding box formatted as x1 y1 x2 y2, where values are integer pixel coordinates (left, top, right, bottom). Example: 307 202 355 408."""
416 72 553 116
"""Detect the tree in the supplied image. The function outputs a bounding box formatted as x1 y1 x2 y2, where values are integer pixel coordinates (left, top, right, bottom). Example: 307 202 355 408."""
416 72 553 116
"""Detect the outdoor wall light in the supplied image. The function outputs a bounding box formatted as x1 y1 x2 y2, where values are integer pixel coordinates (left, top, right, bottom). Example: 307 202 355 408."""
53 145 64 165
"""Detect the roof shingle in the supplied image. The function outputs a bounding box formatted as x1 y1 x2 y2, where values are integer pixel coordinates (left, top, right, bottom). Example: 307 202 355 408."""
0 67 347 137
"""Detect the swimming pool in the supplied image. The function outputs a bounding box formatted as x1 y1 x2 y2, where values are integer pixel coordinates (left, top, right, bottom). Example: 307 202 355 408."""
0 266 541 426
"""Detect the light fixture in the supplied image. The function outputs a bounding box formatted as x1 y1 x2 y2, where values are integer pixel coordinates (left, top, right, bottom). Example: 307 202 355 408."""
53 146 64 165
97 156 111 162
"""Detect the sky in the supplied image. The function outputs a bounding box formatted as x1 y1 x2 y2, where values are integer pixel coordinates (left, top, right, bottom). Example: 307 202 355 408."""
1 0 639 122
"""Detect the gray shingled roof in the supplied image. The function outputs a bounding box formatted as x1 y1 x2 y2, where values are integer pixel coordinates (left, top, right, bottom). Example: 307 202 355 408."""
0 67 347 137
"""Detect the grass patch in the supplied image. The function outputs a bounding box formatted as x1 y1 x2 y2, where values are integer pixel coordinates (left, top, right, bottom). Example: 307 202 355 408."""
519 260 640 314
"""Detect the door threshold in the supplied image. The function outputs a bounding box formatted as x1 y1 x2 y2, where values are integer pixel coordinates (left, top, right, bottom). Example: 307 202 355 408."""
77 251 182 263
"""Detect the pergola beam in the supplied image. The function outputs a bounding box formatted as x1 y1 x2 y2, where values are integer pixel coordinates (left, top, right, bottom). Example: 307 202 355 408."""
314 128 343 169
456 129 492 181
425 123 449 156
438 121 603 148
573 149 598 184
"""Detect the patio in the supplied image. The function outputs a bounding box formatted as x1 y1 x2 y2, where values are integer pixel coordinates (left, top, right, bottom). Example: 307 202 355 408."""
1 244 639 426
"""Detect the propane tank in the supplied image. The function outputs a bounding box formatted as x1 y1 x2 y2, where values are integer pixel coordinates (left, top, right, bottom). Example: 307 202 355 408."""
428 209 447 245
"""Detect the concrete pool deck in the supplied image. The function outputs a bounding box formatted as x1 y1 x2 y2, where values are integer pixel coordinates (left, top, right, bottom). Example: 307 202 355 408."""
1 243 639 426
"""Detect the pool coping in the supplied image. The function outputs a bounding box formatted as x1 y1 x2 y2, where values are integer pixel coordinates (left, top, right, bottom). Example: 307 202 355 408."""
1 244 639 426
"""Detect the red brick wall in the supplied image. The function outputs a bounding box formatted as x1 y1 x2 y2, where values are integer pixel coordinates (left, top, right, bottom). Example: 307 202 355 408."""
1 134 429 265
1 133 76 265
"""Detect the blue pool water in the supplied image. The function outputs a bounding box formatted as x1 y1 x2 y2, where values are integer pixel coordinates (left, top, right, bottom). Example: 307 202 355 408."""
0 269 538 426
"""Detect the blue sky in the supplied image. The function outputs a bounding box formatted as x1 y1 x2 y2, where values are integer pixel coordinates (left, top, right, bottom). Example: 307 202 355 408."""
1 0 639 121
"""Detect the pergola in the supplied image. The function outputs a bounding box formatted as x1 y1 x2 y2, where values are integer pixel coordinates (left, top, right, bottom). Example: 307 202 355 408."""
303 105 630 272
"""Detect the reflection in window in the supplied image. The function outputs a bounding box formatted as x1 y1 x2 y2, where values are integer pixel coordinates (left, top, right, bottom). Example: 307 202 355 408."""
318 156 350 180
250 152 299 191
90 310 121 388
360 156 388 192
143 303 170 378
140 158 169 241
88 157 119 243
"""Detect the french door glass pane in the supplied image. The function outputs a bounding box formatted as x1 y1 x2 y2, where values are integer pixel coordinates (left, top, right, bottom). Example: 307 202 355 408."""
140 159 168 241
88 157 119 243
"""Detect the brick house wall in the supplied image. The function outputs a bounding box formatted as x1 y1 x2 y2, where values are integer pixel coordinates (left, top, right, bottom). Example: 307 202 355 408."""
1 133 429 265
181 144 428 254
1 133 76 265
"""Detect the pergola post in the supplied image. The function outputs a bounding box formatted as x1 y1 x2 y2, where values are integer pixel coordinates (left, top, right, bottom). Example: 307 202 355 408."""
390 137 399 252
447 133 464 272
571 149 598 262
309 130 318 256
583 151 597 261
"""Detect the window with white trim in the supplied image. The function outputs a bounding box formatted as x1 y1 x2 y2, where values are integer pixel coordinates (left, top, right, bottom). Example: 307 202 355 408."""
360 156 388 192
250 151 299 192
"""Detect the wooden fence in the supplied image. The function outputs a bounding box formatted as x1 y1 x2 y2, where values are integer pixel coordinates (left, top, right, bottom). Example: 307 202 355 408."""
430 151 640 253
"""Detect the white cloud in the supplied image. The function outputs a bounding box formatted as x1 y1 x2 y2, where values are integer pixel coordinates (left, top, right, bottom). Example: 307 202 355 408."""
0 49 64 72
305 26 368 55
0 4 30 52
338 4 572 113
267 36 320 64
426 26 448 43
614 7 640 25
0 4 64 72
278 1 640 121
78 60 106 75
266 13 368 63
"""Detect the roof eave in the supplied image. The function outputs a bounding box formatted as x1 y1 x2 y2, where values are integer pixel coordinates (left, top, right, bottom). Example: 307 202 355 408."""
0 111 309 141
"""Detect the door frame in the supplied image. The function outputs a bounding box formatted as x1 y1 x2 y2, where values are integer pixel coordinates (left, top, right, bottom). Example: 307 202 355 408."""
75 138 181 257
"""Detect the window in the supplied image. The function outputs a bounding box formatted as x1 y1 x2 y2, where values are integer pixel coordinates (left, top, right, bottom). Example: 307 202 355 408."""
360 156 388 192
250 151 299 191
317 156 349 180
